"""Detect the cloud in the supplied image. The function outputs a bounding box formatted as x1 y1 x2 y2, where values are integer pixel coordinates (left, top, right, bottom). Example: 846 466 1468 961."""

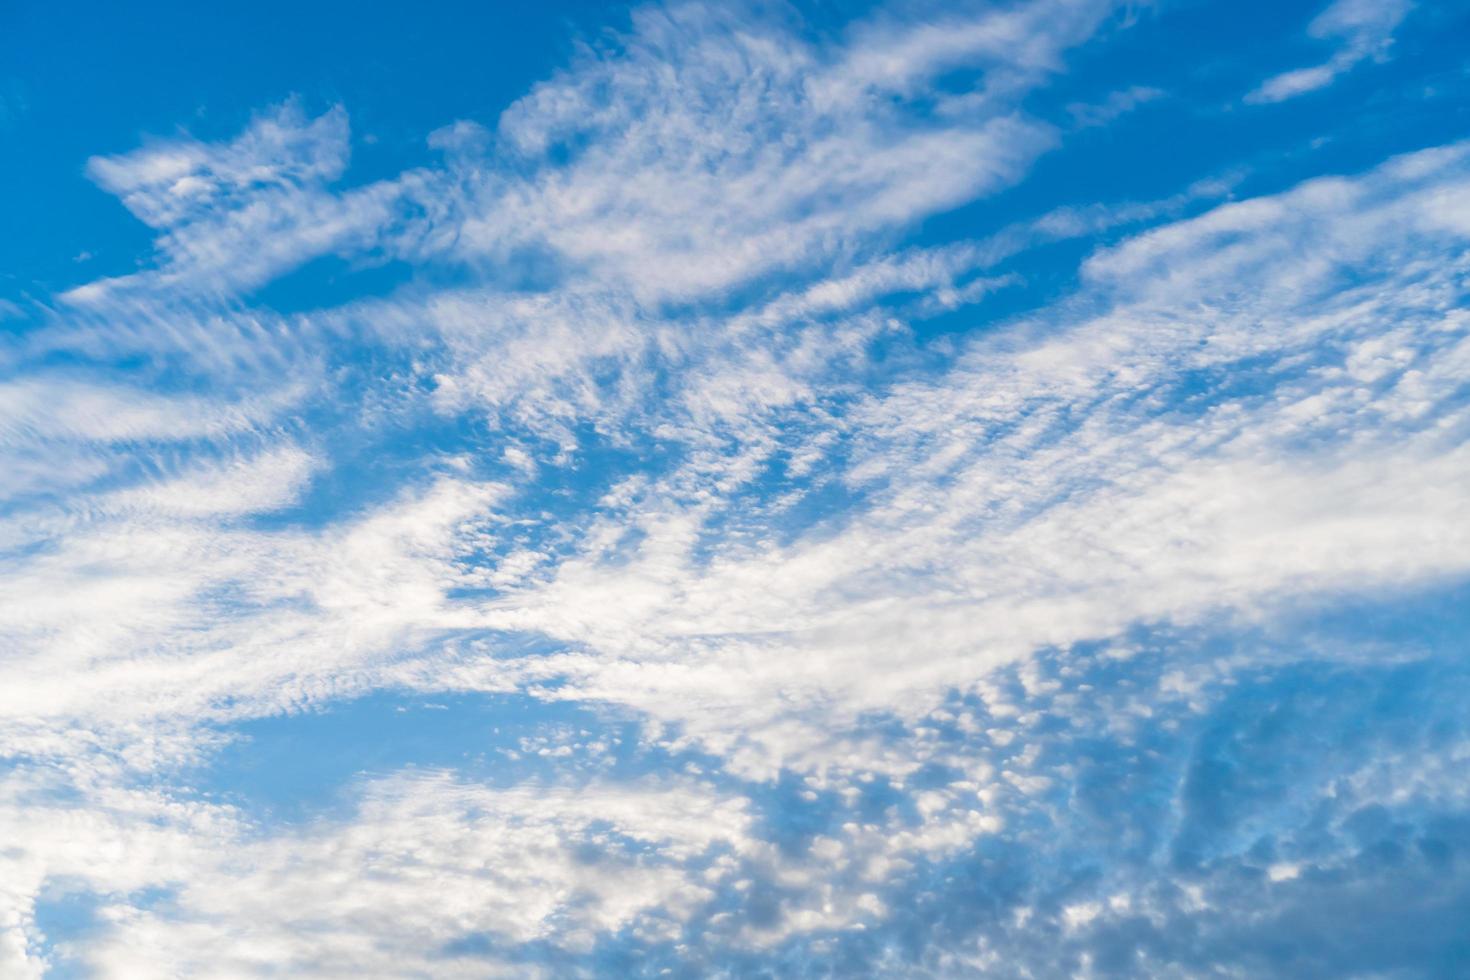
60 1 1114 315
84 103 352 231
66 103 429 305
460 1 1111 303
1066 85 1165 128
445 141 1470 781
34 774 752 978
3 0 1468 973
1245 0 1414 104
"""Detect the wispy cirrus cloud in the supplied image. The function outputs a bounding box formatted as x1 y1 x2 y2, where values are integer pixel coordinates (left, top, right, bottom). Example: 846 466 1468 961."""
26 774 753 978
3 0 1468 975
443 141 1470 779
1245 0 1414 104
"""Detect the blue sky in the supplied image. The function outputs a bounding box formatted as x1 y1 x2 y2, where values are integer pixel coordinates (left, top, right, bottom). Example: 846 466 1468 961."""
3 0 1470 975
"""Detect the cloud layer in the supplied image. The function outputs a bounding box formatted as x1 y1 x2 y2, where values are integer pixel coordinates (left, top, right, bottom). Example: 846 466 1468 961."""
2 0 1468 975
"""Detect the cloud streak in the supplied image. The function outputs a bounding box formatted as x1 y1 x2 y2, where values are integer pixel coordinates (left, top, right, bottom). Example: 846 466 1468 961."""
1245 0 1414 104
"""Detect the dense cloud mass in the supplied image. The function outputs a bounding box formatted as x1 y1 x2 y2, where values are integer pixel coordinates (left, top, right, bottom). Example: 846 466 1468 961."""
2 0 1468 976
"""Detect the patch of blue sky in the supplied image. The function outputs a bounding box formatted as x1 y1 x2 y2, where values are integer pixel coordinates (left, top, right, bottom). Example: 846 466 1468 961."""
32 886 176 980
192 691 656 824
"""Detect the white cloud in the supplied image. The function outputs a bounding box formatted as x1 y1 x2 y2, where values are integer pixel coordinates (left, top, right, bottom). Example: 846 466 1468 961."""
1066 84 1164 128
4 0 1468 969
0 473 505 743
1245 0 1413 104
0 376 297 445
4 772 752 978
85 103 351 231
464 2 1095 304
419 141 1470 782
66 103 426 304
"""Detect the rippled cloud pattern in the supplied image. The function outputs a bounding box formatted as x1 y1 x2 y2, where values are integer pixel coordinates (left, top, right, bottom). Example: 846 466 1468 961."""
3 0 1470 975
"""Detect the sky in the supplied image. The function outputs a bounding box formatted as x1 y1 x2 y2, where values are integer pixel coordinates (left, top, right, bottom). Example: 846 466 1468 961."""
2 0 1470 976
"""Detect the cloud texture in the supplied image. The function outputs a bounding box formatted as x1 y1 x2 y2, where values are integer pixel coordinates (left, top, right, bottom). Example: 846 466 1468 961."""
2 0 1468 975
